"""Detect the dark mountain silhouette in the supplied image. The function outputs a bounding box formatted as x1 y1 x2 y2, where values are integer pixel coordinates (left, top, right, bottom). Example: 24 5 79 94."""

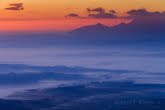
71 17 165 41
71 23 111 37
111 17 165 34
71 23 111 36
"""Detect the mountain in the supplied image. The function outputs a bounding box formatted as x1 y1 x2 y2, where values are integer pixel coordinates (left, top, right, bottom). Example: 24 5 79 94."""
70 17 165 40
70 23 111 37
71 23 111 36
112 17 165 34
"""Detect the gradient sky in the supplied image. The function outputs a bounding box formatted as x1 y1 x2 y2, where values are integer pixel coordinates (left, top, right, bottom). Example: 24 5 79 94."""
1 0 165 32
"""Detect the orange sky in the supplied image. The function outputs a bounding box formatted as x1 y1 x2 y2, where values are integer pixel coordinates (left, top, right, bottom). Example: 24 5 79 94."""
0 0 165 32
0 19 130 32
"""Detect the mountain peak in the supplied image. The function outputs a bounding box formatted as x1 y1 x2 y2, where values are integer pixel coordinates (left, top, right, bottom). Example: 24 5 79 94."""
71 17 165 38
71 23 110 35
95 23 105 26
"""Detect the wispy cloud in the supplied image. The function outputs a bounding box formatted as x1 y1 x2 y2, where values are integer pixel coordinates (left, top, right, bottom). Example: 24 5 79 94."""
5 3 24 11
65 13 80 18
127 8 165 17
66 7 118 19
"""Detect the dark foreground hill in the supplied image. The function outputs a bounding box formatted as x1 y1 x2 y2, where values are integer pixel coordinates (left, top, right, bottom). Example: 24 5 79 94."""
1 81 165 110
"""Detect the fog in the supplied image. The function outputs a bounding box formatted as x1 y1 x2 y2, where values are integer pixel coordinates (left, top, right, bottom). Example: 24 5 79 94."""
0 32 165 98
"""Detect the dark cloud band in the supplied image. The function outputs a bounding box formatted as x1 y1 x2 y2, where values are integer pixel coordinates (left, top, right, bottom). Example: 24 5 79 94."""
5 3 24 11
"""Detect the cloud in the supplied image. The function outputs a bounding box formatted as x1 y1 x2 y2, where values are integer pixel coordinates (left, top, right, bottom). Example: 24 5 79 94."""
5 3 24 11
126 9 165 27
65 13 80 18
65 8 165 20
66 7 118 19
87 7 117 19
87 7 105 13
127 8 165 17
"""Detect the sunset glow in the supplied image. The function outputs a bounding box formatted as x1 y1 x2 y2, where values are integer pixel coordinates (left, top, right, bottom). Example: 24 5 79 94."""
1 0 165 31
0 19 130 32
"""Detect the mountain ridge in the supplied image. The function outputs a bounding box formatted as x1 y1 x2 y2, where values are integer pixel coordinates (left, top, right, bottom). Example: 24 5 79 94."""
71 17 165 37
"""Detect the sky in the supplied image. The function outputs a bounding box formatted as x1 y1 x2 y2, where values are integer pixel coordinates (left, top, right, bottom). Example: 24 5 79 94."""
1 0 165 32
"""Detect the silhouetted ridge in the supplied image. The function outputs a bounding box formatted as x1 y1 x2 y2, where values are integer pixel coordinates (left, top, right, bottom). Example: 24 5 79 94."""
71 17 165 38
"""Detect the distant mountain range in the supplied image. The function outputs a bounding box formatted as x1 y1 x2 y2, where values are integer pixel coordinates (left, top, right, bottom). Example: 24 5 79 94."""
71 17 165 40
0 17 164 48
